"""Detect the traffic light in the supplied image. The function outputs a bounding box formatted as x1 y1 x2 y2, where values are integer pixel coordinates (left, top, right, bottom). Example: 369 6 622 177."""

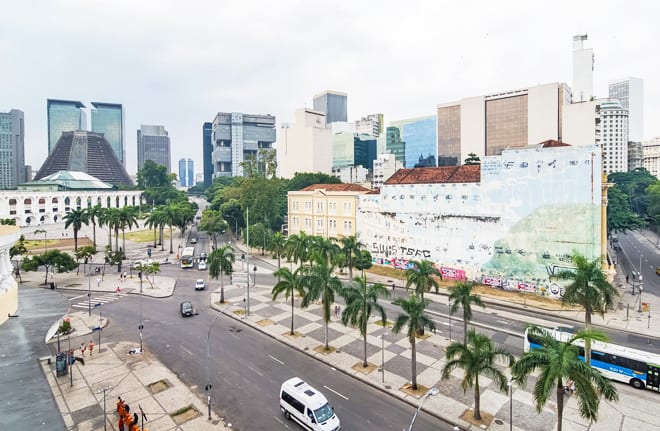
138 271 142 280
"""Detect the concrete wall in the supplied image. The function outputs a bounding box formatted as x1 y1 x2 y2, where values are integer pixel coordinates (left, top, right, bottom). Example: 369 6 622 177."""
0 225 20 326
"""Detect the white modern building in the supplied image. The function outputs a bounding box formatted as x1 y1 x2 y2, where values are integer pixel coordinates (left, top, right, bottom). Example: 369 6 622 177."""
276 108 332 179
331 165 368 184
354 114 383 138
572 34 594 103
372 152 402 189
609 77 644 142
643 137 660 179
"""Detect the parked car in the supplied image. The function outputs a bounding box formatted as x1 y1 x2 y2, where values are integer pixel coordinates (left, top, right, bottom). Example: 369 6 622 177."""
180 301 194 317
198 260 207 270
195 279 206 290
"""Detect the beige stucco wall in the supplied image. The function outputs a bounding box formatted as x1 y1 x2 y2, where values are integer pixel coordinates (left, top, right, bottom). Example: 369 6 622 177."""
0 225 20 326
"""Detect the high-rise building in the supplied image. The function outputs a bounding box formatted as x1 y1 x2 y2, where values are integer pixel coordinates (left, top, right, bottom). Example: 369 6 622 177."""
437 82 571 164
47 99 86 154
178 158 187 187
187 158 194 188
372 152 402 190
210 112 276 178
137 125 171 172
642 137 660 179
628 141 643 171
277 108 332 179
354 134 378 171
385 126 405 166
91 102 125 166
202 122 213 187
609 77 644 142
391 116 437 168
354 114 384 138
572 34 594 103
0 109 25 189
313 90 347 124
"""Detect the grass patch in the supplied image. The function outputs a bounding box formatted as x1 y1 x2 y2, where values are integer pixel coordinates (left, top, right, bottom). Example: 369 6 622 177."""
375 320 393 327
148 379 171 394
124 228 175 243
24 239 59 250
170 405 201 425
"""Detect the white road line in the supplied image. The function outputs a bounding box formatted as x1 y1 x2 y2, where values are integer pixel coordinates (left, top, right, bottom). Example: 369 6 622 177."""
269 354 284 365
323 385 348 400
496 320 510 325
71 304 89 309
70 294 87 301
180 345 193 356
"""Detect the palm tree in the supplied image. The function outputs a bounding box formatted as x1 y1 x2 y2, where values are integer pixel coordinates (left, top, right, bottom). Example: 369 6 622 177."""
118 207 139 256
163 203 180 254
309 235 338 264
339 235 364 281
392 294 436 390
340 275 389 367
557 252 618 364
286 232 311 266
448 281 485 344
34 228 47 251
63 208 90 251
208 244 235 304
441 329 514 421
96 208 112 251
301 254 343 350
269 231 287 278
272 267 307 335
145 207 166 248
512 326 618 431
405 259 441 300
85 205 103 247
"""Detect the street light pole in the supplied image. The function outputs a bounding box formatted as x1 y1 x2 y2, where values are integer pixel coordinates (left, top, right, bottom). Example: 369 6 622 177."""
139 274 144 353
206 313 222 421
98 386 112 431
407 387 439 431
380 332 388 384
448 298 452 342
246 208 250 317
88 269 92 316
508 378 513 431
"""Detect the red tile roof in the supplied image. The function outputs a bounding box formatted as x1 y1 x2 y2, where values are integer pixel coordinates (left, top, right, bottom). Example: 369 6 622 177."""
300 183 371 192
384 165 480 185
539 139 571 148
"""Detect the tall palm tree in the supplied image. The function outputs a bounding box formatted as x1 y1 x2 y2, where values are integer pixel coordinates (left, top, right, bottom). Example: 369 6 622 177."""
118 206 139 256
557 252 618 364
145 207 166 248
392 294 435 390
286 232 311 266
106 208 122 253
85 205 103 247
441 329 514 421
512 326 618 431
339 235 364 281
63 208 89 251
448 281 485 344
96 207 112 251
269 231 287 278
163 203 180 254
340 275 389 367
272 267 306 335
208 244 235 304
405 259 441 300
309 235 339 264
301 254 343 350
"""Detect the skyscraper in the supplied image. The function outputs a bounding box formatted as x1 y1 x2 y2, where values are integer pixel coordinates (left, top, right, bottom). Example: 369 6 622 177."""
0 109 25 189
203 122 213 187
187 158 194 188
572 34 594 103
47 99 86 154
313 90 347 124
210 112 276 178
600 99 629 174
91 102 125 166
178 158 187 187
137 125 171 172
391 116 437 168
609 77 644 142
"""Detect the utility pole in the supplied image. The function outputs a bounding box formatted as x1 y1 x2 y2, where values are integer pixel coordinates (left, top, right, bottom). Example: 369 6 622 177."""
246 207 250 317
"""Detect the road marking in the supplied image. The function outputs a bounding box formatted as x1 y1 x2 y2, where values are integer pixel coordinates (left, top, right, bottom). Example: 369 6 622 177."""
180 345 193 356
323 385 348 400
269 354 284 365
70 294 87 301
496 320 510 325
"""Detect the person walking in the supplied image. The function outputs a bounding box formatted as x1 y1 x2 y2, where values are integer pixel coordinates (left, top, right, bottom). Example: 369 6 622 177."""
80 342 86 357
88 340 95 356
117 397 125 415
337 305 341 318
116 285 121 296
118 416 125 431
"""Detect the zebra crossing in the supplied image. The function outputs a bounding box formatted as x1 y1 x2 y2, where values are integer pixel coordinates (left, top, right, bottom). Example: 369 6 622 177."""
70 293 126 310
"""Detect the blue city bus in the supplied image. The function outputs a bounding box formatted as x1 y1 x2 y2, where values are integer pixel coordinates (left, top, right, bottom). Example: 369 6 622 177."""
524 326 660 392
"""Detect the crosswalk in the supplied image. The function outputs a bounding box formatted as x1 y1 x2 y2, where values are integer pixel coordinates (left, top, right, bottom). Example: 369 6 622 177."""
70 293 126 310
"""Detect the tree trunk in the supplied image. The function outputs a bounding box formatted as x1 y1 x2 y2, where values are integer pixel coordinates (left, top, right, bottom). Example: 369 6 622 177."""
473 378 481 420
122 227 126 255
363 333 368 367
73 229 79 251
92 221 97 247
324 313 329 350
290 294 295 335
463 315 469 345
169 225 174 254
107 228 112 251
556 383 565 431
114 227 119 252
220 273 225 304
411 338 418 390
153 225 157 248
585 307 593 365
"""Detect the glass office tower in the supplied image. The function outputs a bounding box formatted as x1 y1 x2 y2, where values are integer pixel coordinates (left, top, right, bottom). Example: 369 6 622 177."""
47 99 86 154
313 90 347 124
203 122 213 187
0 109 25 188
91 102 125 166
390 116 437 168
178 158 187 187
187 158 194 188
137 125 171 172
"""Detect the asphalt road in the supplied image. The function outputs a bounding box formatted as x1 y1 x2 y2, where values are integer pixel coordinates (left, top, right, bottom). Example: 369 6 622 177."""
616 231 660 296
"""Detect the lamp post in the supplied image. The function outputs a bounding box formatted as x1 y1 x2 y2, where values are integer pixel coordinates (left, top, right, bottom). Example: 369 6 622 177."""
638 284 644 313
406 387 439 431
88 269 92 316
139 271 144 353
248 265 256 317
379 332 388 384
97 386 112 431
508 378 513 431
448 298 452 342
246 208 251 317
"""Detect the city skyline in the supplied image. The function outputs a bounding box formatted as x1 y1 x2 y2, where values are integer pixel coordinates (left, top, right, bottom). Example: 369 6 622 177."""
1 1 659 176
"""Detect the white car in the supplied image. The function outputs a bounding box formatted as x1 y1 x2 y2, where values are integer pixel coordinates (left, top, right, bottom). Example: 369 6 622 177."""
133 259 154 269
195 279 206 290
198 260 207 270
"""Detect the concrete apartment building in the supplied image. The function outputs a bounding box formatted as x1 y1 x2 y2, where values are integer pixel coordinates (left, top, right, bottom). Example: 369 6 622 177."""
287 183 371 239
0 109 25 189
137 125 171 172
643 137 660 179
313 90 347 125
277 108 332 179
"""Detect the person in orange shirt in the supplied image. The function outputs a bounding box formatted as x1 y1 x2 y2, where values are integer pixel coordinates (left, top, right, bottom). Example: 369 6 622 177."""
88 340 95 356
116 396 125 415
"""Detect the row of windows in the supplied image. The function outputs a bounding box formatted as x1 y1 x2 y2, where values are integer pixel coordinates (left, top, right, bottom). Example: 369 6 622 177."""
8 196 137 207
281 391 305 414
292 200 353 213
291 217 353 232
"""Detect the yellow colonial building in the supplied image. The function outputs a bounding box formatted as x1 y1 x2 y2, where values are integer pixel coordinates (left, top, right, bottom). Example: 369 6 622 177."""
287 184 371 239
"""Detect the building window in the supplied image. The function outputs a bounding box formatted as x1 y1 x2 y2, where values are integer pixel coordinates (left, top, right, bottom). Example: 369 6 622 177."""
316 202 323 213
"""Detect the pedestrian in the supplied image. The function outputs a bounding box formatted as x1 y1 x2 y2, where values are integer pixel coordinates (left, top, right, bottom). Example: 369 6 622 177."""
116 285 121 296
117 396 125 415
80 342 86 357
337 305 341 318
333 305 338 318
626 273 629 283
123 271 127 281
88 339 95 356
133 412 139 426
118 416 124 431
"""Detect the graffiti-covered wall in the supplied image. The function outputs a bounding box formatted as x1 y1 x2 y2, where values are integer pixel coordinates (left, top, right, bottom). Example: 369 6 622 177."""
358 144 602 296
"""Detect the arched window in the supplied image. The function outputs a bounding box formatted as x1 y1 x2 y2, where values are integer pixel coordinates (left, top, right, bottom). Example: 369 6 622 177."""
115 196 120 208
9 199 17 205
52 197 58 204
23 198 31 205
39 198 46 204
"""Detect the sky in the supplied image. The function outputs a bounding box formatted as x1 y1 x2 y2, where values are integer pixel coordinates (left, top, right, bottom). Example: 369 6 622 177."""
2 0 659 177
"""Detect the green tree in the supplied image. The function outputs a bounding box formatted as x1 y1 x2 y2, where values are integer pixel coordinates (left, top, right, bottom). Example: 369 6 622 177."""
340 276 389 367
286 172 341 192
448 281 486 344
301 255 343 350
441 329 513 421
208 245 235 304
512 326 618 431
286 232 312 266
136 261 161 288
118 206 139 256
269 231 287 278
464 153 481 165
405 259 441 300
22 249 78 285
354 249 373 276
145 207 167 248
557 252 618 364
339 235 363 281
198 209 228 249
85 205 104 247
9 234 28 260
272 267 307 335
63 208 90 251
309 236 339 264
607 187 646 233
74 245 97 275
392 294 435 390
137 160 171 189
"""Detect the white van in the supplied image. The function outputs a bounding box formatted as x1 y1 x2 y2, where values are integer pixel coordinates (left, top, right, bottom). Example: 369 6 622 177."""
280 377 341 431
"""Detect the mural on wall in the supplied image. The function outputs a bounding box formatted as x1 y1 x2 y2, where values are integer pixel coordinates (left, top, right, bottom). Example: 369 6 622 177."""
358 144 601 297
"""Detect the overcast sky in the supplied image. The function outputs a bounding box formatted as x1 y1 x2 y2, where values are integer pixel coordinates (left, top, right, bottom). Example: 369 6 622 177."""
2 0 659 176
